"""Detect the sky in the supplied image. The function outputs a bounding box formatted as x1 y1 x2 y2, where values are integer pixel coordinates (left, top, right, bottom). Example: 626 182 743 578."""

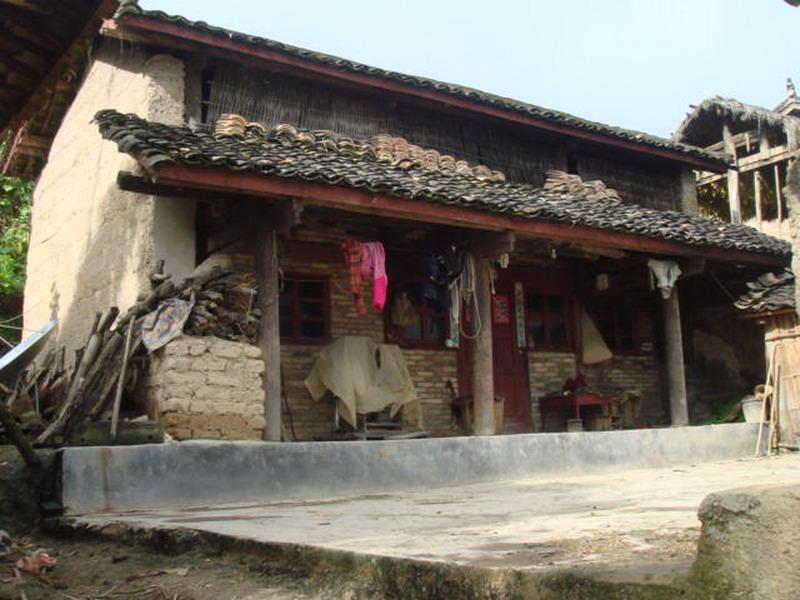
143 0 798 139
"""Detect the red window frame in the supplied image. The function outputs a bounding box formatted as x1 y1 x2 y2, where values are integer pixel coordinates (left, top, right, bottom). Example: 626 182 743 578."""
525 293 574 351
279 276 331 343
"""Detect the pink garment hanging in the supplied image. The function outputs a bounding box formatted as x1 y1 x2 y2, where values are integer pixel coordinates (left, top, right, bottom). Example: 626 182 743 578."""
361 242 388 311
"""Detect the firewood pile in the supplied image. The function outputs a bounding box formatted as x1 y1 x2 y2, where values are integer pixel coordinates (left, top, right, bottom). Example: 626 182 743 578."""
184 272 259 343
3 257 260 447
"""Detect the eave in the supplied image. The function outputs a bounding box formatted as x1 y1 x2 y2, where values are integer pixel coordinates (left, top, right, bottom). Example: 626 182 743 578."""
105 14 728 174
135 162 785 268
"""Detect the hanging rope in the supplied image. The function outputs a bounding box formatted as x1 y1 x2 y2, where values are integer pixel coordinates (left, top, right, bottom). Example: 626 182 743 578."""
458 252 482 340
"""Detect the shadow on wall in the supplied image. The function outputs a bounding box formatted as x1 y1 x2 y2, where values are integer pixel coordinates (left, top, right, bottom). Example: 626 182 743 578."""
25 40 188 366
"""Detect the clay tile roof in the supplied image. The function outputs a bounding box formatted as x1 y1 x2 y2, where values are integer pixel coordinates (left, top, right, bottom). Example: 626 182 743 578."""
735 269 795 313
212 114 507 183
94 109 791 258
111 0 727 169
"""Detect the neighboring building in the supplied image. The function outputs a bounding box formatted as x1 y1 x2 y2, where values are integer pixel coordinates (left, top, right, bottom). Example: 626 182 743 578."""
0 0 118 178
22 1 791 441
674 81 800 240
735 269 799 441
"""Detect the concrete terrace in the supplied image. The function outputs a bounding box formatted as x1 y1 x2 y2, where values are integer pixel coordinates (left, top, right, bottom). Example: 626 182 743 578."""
66 454 800 587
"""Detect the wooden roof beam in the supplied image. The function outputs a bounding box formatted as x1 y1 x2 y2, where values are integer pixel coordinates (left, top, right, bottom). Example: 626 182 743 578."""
146 163 785 268
0 0 51 14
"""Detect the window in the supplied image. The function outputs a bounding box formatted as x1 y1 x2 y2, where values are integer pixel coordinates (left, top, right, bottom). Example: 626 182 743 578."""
386 280 448 347
525 293 572 350
591 306 639 353
279 278 330 342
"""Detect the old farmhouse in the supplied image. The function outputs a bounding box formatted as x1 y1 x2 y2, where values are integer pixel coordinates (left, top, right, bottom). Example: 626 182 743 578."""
19 1 791 442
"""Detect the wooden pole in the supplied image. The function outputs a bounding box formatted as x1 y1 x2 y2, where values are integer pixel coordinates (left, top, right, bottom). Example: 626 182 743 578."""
471 258 495 436
755 342 779 457
723 122 741 224
110 318 135 441
662 286 689 426
775 164 783 222
754 170 763 229
0 386 41 470
256 227 282 442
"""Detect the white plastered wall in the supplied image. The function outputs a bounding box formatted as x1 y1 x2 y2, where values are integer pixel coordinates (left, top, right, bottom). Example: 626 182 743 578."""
23 44 195 361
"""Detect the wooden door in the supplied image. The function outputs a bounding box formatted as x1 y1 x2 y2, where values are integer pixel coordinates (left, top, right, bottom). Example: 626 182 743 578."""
458 279 530 426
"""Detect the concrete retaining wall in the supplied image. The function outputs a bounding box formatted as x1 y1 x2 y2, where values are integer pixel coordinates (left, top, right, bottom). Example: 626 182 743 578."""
61 423 759 514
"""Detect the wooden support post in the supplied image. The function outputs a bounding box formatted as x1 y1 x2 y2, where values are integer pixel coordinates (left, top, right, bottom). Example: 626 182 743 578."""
754 170 763 229
471 258 495 436
183 53 206 129
678 166 698 215
256 226 282 442
723 122 741 224
753 129 771 229
775 163 784 222
662 286 689 426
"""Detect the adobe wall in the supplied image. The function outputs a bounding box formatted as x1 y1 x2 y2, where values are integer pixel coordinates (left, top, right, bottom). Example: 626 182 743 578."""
146 336 265 440
23 43 195 362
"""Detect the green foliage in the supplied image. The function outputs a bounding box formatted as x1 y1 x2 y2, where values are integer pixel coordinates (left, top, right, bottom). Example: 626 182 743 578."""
0 175 33 296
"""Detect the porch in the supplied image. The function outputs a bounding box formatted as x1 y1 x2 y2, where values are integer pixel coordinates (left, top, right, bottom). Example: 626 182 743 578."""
94 110 789 443
143 191 771 443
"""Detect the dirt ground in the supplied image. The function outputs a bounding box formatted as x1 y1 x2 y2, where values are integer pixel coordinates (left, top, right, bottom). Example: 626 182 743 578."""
0 533 365 600
0 446 362 600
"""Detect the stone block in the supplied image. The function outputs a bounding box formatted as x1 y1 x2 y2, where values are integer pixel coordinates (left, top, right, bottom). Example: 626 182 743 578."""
163 340 188 356
164 370 204 388
188 343 207 357
162 413 190 428
212 340 243 359
241 359 265 373
243 344 262 359
195 356 226 372
691 484 800 598
161 357 192 372
247 415 266 430
161 397 191 413
192 428 221 440
168 427 192 440
205 372 240 388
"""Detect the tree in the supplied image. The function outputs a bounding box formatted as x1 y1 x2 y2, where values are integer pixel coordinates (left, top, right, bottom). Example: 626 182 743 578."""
0 157 33 347
0 174 32 296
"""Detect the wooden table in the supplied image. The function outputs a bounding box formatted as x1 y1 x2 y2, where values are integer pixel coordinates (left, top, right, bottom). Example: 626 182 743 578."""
539 391 615 424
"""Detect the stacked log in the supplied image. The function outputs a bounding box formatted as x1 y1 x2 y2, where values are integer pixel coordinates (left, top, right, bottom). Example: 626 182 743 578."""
184 272 259 343
21 261 260 445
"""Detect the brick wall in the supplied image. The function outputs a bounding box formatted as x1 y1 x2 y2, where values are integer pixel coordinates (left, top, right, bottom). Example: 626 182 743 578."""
528 351 578 431
147 336 265 440
583 355 665 425
275 229 457 440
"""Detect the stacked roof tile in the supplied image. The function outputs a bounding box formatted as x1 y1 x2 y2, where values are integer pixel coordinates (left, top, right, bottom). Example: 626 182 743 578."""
735 269 795 313
95 109 791 258
112 0 727 167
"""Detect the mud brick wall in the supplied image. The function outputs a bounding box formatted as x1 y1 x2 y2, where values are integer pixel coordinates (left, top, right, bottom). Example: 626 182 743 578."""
24 44 195 366
147 336 265 440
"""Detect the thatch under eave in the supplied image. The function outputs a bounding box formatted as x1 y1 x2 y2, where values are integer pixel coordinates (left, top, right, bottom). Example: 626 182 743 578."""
674 96 800 148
